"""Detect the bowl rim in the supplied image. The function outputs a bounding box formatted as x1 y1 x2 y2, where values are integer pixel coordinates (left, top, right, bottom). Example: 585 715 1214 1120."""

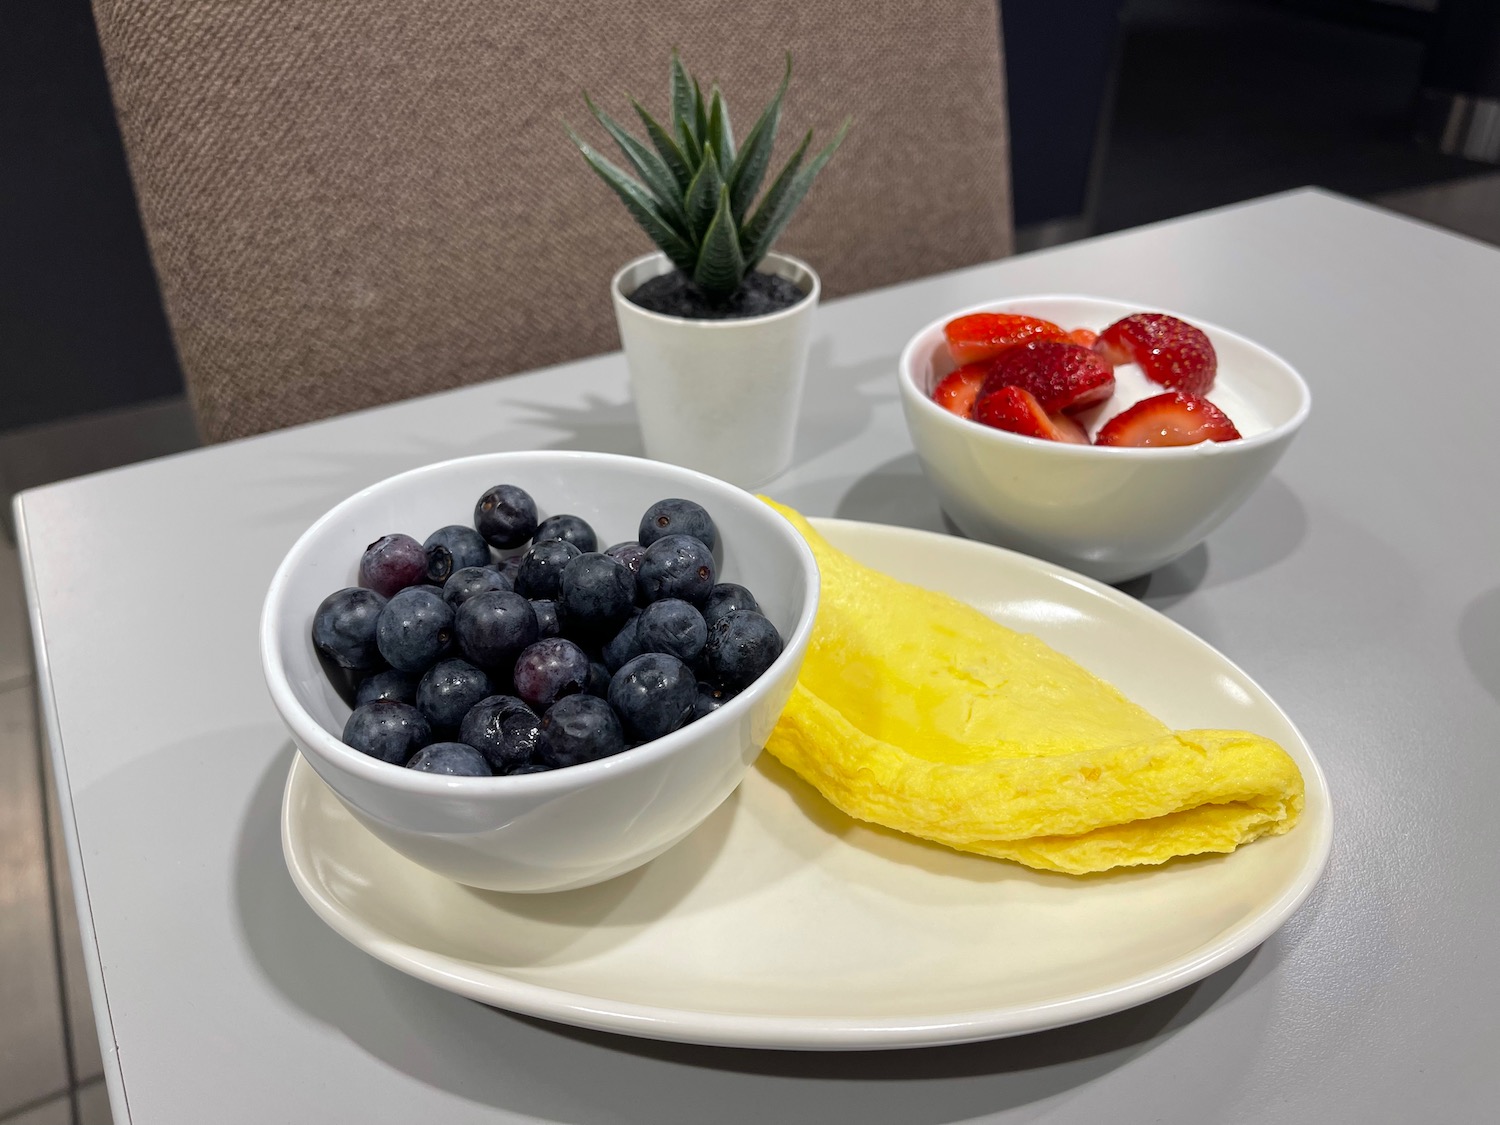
898 293 1312 459
260 450 821 797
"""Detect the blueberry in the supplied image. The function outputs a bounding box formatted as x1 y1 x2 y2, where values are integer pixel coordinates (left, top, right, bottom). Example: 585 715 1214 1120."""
531 599 561 638
459 695 540 774
604 541 647 576
425 525 491 572
443 566 511 608
704 609 783 691
359 533 428 598
375 587 455 673
424 544 454 585
635 598 707 663
342 701 431 765
496 555 523 583
601 614 644 672
639 498 718 551
455 590 539 676
692 681 735 721
407 742 491 776
507 761 552 775
702 582 761 629
355 669 418 707
608 653 697 743
312 587 388 670
586 661 612 698
637 534 716 606
474 484 538 549
514 539 581 600
534 513 598 554
512 637 591 711
416 658 495 732
559 552 636 637
535 695 626 768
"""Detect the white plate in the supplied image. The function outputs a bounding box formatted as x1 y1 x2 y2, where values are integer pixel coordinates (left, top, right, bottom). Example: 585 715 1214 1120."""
281 518 1332 1051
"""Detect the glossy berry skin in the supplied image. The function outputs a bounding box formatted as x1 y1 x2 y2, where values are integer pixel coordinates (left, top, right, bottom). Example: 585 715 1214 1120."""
1095 392 1241 447
359 534 428 598
535 695 626 769
943 312 1066 366
496 555 523 583
474 484 538 549
601 614 644 672
604 541 647 576
703 609 783 691
693 681 735 721
559 552 636 637
416 658 495 732
638 498 718 551
586 662 612 699
459 695 540 774
530 599 561 639
972 386 1089 443
512 638 592 711
312 587 387 670
355 669 418 708
1094 313 1216 395
931 364 987 418
342 700 431 765
407 742 491 776
425 525 491 572
702 583 760 630
375 587 455 673
635 598 708 664
455 590 539 675
533 513 598 554
608 653 697 743
977 341 1114 415
637 534 716 606
442 566 511 608
514 540 581 601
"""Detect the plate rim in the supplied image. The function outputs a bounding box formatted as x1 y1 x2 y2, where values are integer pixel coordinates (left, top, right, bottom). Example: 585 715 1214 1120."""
281 517 1333 1051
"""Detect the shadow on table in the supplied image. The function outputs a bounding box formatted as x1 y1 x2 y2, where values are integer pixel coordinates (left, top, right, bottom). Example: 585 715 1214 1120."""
1459 585 1500 705
234 746 1269 1124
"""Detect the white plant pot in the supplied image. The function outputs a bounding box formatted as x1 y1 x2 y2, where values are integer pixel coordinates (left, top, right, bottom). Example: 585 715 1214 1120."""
611 251 820 489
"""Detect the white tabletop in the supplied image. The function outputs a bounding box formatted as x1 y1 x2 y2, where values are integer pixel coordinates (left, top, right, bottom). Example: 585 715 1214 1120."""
18 189 1500 1123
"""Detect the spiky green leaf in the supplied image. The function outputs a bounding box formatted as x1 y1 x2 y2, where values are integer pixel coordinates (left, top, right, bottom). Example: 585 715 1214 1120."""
669 51 694 139
705 87 734 173
725 55 790 218
693 184 746 300
742 118 850 268
683 141 726 242
585 94 690 235
692 79 709 146
738 128 812 255
567 128 698 273
632 99 693 196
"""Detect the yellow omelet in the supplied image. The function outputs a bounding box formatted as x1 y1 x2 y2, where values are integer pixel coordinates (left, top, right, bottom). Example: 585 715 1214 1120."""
762 500 1304 875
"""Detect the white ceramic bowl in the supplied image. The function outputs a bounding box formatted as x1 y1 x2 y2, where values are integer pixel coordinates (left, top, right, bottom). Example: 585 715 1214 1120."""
261 451 819 893
898 295 1311 583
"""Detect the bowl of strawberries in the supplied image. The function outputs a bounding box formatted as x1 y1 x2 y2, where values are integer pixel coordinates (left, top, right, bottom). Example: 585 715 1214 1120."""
897 295 1310 583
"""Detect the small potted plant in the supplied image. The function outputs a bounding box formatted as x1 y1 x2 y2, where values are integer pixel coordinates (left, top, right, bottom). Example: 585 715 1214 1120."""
569 52 848 487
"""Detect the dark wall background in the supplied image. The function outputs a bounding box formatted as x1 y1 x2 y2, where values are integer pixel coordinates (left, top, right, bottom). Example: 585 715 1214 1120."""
0 0 184 432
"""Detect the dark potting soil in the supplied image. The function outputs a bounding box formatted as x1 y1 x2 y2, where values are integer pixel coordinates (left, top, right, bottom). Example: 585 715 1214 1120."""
627 270 808 320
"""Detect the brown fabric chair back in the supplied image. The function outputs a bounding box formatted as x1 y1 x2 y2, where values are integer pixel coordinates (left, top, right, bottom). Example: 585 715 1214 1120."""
93 1 1013 441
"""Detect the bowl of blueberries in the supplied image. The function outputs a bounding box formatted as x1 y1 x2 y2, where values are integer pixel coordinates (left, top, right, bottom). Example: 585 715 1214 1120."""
261 450 820 893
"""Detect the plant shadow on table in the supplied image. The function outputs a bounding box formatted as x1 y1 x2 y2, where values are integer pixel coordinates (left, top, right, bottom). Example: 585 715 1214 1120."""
500 391 646 456
1459 585 1500 705
234 745 1270 1124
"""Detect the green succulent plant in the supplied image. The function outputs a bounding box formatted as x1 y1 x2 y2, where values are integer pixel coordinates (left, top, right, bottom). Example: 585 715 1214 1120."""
567 51 849 303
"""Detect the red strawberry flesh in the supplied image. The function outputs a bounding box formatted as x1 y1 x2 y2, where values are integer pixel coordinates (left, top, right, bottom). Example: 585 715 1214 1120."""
1095 392 1241 447
944 313 1067 366
931 364 987 417
977 340 1115 415
973 386 1089 444
1094 313 1217 394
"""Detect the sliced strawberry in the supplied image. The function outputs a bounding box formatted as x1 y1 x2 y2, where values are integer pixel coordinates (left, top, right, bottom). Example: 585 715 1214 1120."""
1094 313 1216 394
931 364 987 417
973 386 1089 444
977 341 1115 415
1095 392 1241 447
1067 327 1099 348
944 312 1067 366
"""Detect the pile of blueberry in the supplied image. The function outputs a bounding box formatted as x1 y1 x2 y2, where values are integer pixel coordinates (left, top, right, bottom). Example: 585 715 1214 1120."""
310 487 783 777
